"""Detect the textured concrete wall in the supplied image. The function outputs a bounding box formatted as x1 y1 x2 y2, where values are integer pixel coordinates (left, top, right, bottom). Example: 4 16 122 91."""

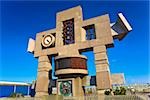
34 6 114 97
33 6 113 58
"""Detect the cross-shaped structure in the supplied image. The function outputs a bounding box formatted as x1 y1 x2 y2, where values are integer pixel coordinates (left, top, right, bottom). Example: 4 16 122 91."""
28 6 132 97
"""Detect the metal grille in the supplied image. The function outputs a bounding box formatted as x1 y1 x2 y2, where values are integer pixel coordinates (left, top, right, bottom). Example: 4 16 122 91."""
62 19 74 45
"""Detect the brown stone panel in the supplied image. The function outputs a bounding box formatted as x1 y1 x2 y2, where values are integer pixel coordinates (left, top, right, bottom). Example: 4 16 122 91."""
55 57 87 70
96 71 112 89
71 58 87 69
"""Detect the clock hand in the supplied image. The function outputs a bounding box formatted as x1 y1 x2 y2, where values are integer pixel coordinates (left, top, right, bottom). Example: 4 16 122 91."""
47 39 50 43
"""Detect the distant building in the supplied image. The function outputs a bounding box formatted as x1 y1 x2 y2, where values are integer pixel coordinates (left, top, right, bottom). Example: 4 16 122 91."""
0 81 31 97
111 73 125 86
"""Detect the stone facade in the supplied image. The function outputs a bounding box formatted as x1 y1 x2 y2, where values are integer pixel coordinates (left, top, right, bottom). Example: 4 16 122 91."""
28 6 132 97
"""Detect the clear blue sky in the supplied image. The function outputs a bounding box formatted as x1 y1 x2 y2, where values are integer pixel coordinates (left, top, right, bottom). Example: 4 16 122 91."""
0 1 149 84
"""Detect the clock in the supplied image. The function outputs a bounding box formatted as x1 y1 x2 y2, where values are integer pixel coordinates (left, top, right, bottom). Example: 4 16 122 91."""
42 33 55 47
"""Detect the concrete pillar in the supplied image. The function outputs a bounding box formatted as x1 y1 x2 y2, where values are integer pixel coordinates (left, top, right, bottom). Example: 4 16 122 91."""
93 45 112 94
35 55 52 97
27 85 30 96
13 85 16 93
74 77 84 100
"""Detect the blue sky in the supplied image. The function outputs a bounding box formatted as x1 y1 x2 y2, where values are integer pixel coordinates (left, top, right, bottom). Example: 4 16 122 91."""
0 1 149 84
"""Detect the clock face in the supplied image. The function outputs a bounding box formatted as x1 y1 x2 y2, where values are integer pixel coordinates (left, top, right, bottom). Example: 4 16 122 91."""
44 36 51 45
42 33 55 47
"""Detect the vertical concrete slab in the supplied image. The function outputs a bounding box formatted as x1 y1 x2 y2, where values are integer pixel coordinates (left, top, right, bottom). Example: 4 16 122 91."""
56 6 83 47
93 45 112 93
35 56 52 97
74 77 84 99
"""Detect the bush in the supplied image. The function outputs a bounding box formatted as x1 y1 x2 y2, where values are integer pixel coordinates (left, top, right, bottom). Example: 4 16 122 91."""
113 87 120 95
113 86 126 95
9 93 17 98
104 89 112 95
9 93 24 98
120 87 126 95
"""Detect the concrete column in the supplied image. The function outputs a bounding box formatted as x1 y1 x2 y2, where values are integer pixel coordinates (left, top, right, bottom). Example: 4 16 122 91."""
13 85 16 93
35 55 52 97
93 45 112 94
74 77 84 100
27 85 30 96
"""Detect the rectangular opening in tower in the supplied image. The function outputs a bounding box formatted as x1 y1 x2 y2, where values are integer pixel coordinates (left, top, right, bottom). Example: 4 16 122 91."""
83 24 96 40
62 18 75 45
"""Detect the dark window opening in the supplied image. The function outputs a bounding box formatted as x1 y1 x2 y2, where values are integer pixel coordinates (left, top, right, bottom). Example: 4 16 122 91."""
83 24 96 40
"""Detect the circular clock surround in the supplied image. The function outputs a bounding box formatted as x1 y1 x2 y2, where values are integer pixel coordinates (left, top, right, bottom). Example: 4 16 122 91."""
42 33 55 47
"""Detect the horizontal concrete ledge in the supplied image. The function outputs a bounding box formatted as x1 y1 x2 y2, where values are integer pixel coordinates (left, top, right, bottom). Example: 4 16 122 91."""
34 37 113 57
96 69 110 73
35 92 49 97
55 55 87 60
55 69 88 75
0 81 31 86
